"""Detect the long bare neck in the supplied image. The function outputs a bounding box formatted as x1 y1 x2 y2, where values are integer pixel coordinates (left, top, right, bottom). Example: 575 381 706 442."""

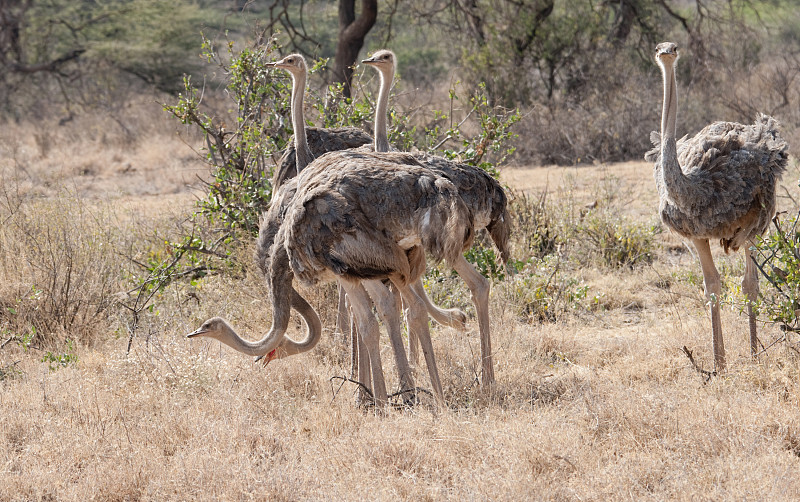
661 61 678 143
374 67 393 153
658 59 693 209
214 246 298 357
291 70 314 172
280 288 322 356
216 325 284 356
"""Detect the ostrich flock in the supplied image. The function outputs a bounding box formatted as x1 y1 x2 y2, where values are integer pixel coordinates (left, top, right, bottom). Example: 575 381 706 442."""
187 42 788 409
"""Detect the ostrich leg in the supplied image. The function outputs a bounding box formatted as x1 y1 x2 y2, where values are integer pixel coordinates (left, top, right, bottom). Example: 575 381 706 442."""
336 284 351 340
410 279 468 330
693 238 725 371
340 281 388 408
743 241 760 356
397 283 445 407
361 280 416 398
452 255 494 387
406 278 468 367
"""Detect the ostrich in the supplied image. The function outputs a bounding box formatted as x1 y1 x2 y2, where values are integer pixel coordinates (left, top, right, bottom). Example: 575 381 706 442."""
266 53 428 401
646 42 788 371
361 49 509 387
188 54 463 406
189 151 474 408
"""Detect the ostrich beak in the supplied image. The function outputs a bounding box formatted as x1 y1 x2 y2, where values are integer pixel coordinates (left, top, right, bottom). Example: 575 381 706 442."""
265 62 277 68
657 46 678 57
254 348 279 366
186 326 208 338
361 56 377 65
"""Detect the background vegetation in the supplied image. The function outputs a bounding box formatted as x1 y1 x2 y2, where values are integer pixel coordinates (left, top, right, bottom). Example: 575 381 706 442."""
3 1 800 161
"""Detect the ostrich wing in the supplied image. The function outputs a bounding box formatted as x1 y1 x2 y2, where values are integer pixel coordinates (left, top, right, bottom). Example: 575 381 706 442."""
282 151 474 287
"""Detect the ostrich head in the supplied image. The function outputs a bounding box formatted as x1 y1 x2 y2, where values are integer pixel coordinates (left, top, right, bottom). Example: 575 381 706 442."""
361 49 397 75
187 316 282 362
655 42 679 67
267 53 307 77
187 316 235 341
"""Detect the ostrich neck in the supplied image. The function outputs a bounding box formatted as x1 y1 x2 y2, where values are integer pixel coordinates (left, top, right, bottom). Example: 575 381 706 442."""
217 326 284 357
216 287 321 357
217 246 298 357
374 69 393 153
278 288 323 356
658 61 693 210
291 71 314 172
661 62 678 143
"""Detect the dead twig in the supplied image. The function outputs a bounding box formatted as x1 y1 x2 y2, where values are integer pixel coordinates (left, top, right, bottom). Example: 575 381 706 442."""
387 386 436 409
329 375 373 404
754 333 789 357
681 346 716 383
388 387 433 399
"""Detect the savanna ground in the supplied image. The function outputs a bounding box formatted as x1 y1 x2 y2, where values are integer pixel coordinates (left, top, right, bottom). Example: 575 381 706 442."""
1 111 800 501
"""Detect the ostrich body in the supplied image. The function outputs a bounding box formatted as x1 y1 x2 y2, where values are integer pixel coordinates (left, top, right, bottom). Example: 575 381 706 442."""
646 42 787 370
279 150 473 406
404 153 509 385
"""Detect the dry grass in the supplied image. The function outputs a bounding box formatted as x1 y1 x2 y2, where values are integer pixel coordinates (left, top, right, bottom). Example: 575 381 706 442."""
2 121 800 500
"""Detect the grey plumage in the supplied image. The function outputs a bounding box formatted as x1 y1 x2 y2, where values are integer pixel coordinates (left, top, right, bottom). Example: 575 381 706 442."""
279 151 473 287
413 153 510 262
273 127 372 189
646 114 787 252
252 149 472 406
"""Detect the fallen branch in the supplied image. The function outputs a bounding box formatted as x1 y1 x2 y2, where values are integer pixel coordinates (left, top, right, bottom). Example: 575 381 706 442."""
754 333 789 357
387 386 435 408
329 375 373 404
388 387 433 399
681 346 716 383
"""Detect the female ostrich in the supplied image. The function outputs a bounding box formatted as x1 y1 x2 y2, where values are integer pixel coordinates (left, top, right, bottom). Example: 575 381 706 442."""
647 42 787 370
189 152 473 408
360 49 509 387
360 49 509 386
264 53 424 401
270 55 372 189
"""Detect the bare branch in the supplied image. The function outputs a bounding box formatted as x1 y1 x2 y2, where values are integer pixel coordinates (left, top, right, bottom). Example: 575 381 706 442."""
681 346 716 383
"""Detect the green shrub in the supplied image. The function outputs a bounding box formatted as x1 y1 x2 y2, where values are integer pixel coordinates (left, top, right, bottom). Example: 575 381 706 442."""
164 35 291 236
753 210 800 333
578 212 658 269
499 254 588 323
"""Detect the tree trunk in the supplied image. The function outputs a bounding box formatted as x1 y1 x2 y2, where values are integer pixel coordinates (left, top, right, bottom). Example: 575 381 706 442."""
333 0 377 98
0 0 31 65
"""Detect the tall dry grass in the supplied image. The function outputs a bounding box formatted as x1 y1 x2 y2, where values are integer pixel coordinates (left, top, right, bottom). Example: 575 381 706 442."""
1 109 800 499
